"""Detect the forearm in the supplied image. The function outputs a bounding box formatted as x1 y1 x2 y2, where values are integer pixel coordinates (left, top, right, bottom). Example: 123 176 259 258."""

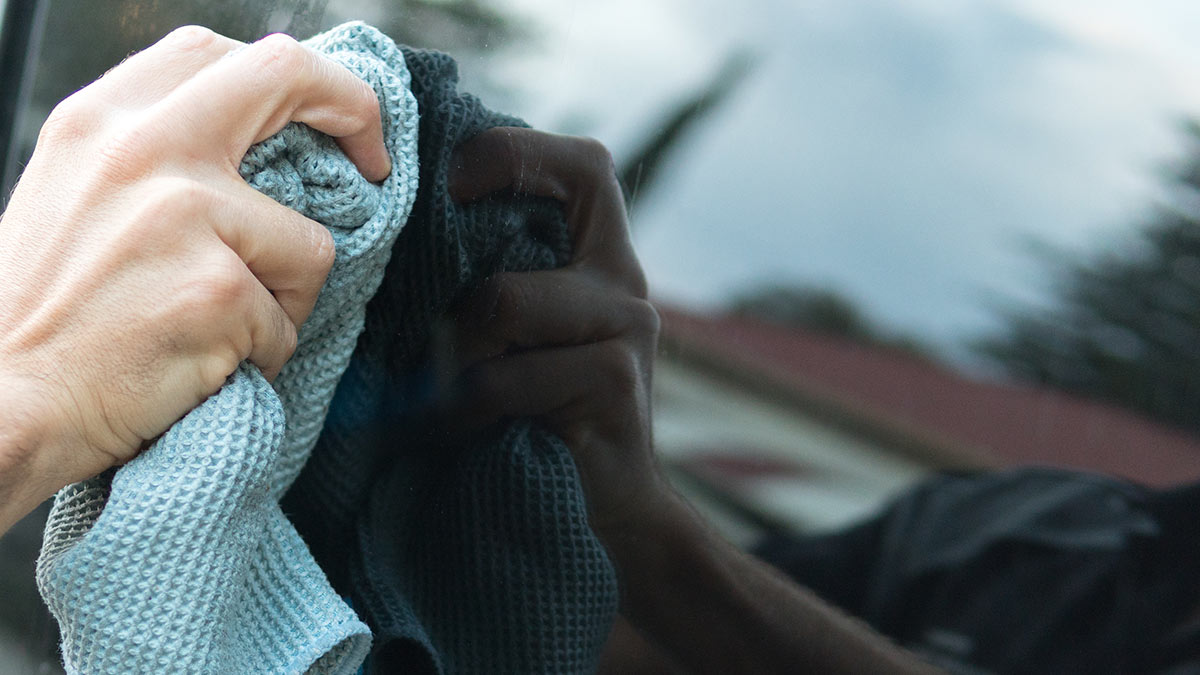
605 488 941 674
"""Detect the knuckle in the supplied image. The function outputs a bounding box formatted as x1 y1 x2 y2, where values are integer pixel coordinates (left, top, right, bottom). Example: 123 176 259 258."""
94 120 164 181
159 175 213 209
189 257 253 317
487 273 522 324
277 319 299 361
347 79 381 127
498 130 526 185
625 299 661 339
127 177 211 237
597 342 641 394
38 95 97 147
310 225 337 276
161 25 218 52
571 136 616 180
198 350 241 391
249 33 307 78
208 271 252 311
626 264 650 299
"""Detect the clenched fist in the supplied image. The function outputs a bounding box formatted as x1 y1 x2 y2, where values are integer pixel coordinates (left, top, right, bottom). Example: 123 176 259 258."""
0 26 390 533
445 127 664 539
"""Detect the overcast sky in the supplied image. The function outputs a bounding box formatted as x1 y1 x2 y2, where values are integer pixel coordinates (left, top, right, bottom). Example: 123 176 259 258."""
481 0 1200 364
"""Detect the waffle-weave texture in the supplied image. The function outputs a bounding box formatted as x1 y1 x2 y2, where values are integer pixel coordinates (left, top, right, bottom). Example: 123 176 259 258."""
280 47 620 673
35 23 419 675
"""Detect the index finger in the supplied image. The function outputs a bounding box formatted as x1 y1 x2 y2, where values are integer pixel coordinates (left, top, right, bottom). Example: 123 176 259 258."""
158 33 391 181
448 127 646 297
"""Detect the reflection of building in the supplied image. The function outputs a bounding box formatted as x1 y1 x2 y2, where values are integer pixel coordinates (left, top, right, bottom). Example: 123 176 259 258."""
654 304 1200 545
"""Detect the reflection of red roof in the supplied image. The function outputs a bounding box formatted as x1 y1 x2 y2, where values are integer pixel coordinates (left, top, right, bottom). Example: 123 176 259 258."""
657 304 1200 487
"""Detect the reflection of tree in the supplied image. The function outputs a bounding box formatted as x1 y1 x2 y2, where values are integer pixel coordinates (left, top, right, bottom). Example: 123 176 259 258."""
977 121 1200 434
611 52 935 357
619 52 752 211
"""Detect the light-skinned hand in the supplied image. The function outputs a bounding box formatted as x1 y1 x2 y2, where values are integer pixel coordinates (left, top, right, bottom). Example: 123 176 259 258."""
0 26 390 533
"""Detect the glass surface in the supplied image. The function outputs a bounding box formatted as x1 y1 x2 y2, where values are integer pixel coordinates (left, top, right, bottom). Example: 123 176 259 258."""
4 0 1200 670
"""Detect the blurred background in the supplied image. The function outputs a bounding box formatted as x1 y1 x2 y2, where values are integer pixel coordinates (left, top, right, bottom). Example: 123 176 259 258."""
5 0 1200 670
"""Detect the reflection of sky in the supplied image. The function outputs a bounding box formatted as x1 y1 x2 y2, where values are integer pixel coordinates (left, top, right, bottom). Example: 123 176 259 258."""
482 0 1200 363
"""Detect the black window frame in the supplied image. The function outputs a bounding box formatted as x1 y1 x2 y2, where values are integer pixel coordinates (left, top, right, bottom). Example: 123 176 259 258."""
1 0 48 206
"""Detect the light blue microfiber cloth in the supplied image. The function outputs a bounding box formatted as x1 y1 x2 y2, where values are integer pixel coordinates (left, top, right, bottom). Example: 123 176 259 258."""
36 23 419 674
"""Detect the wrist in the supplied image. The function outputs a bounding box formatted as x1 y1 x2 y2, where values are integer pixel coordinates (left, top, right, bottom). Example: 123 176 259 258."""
599 484 709 604
594 472 690 555
0 371 66 534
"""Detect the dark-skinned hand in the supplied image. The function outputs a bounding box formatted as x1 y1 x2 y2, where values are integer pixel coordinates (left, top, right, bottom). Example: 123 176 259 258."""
444 126 664 541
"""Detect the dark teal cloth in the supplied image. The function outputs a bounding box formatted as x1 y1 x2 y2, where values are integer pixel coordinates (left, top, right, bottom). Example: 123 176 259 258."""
283 47 619 673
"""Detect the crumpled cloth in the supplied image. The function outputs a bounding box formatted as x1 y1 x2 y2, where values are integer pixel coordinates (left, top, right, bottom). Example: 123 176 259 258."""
36 23 419 674
280 47 620 673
